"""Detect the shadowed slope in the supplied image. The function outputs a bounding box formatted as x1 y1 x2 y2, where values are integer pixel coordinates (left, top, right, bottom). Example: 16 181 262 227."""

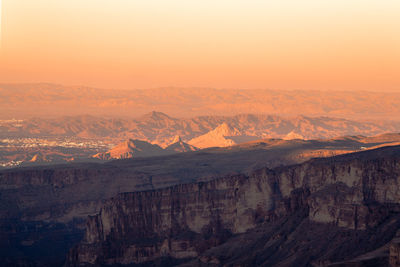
165 136 199 153
93 139 166 160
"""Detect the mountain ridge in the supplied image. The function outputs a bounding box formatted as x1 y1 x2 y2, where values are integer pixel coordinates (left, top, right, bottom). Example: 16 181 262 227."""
2 83 400 120
2 112 400 148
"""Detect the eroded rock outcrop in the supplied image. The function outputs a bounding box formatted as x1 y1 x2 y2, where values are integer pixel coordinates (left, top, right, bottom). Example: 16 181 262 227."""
67 146 400 266
67 172 274 265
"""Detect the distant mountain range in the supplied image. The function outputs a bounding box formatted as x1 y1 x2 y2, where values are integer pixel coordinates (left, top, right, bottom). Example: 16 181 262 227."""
1 83 400 120
1 111 400 148
2 131 400 169
2 109 400 167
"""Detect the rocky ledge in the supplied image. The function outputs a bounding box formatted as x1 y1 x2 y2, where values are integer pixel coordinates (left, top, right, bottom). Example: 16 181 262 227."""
67 145 400 266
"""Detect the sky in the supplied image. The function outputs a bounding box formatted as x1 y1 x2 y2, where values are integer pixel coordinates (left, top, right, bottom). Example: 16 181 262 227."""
0 0 399 91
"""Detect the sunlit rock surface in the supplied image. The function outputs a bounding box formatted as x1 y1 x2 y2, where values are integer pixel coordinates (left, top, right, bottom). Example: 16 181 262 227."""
68 146 400 266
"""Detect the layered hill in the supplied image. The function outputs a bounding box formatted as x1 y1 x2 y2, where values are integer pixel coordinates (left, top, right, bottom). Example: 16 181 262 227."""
2 83 400 120
2 112 400 148
67 146 400 266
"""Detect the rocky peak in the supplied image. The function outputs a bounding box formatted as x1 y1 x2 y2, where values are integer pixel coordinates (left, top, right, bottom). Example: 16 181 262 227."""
211 122 240 137
93 139 165 160
187 123 241 148
283 131 305 140
165 136 198 153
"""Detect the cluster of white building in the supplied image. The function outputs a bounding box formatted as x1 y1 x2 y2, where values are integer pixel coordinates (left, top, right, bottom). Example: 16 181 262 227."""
0 160 23 168
0 138 113 149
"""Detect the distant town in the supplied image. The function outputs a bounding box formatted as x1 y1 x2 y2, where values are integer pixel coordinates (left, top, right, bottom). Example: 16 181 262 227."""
0 137 115 168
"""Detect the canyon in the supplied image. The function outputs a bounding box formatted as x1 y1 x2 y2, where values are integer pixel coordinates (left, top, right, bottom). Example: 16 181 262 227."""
2 4 399 266
67 145 400 266
2 137 400 265
2 84 400 265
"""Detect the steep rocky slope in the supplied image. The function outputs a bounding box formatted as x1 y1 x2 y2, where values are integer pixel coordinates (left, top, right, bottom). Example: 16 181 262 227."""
68 146 400 266
165 136 199 153
2 138 353 266
2 137 400 266
92 139 168 160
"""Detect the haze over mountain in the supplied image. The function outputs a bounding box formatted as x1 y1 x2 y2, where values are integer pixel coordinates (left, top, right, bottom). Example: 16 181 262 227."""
2 112 400 148
2 110 400 168
3 1 400 266
1 83 400 120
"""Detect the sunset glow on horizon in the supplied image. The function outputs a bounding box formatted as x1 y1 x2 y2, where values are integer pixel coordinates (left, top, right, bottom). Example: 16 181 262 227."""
0 0 399 91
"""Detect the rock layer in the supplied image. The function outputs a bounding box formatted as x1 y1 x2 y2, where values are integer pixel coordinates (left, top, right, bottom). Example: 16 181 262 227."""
68 145 400 266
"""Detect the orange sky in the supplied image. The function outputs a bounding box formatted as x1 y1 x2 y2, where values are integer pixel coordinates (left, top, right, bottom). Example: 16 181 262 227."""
0 0 399 91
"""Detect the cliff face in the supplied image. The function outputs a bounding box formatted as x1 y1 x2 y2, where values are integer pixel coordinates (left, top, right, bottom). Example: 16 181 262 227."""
68 146 400 266
68 173 273 265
